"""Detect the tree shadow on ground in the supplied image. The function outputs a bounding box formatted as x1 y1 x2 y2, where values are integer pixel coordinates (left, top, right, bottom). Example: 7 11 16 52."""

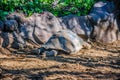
45 55 120 69
1 65 120 80
0 51 120 80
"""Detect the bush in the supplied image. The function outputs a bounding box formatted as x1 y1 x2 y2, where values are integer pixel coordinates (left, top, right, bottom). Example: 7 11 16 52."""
0 0 107 20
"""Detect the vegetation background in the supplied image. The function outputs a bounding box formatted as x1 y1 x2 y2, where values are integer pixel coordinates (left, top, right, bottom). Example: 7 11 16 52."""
0 0 106 20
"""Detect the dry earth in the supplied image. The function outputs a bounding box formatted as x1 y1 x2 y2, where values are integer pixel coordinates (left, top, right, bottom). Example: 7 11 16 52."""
0 41 120 80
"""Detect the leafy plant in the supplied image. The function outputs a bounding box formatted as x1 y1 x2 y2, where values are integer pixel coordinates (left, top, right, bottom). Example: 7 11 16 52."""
0 0 107 20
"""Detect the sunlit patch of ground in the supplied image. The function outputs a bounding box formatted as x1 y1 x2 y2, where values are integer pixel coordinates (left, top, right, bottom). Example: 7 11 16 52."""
0 41 120 80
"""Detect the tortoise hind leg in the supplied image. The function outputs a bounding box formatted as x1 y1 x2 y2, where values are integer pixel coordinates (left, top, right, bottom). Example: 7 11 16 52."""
46 50 58 57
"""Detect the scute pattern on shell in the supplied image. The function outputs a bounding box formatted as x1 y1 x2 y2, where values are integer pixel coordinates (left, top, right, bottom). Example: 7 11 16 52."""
41 30 85 54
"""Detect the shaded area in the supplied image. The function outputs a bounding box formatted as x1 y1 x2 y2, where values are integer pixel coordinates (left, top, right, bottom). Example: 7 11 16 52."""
0 48 120 80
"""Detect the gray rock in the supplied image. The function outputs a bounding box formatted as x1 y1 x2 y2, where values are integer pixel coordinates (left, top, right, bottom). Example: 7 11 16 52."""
38 30 91 55
90 14 119 43
19 12 63 44
60 15 92 40
6 12 63 44
0 12 64 49
88 1 120 43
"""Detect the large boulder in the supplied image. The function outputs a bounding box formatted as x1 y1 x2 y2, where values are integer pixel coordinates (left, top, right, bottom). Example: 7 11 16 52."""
90 14 119 43
2 12 64 49
19 12 63 44
59 15 92 40
88 1 120 43
0 12 64 50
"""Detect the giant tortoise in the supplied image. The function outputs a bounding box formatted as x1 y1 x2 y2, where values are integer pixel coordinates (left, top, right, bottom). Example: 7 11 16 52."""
35 30 91 57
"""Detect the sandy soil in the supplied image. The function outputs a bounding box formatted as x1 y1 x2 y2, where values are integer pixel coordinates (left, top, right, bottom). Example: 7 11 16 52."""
0 42 120 80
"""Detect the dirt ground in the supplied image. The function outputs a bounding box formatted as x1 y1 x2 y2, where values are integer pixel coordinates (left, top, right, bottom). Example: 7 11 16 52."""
0 42 120 80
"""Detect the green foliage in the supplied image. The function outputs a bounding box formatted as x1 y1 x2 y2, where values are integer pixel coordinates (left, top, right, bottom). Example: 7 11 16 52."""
0 0 106 20
0 10 9 20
